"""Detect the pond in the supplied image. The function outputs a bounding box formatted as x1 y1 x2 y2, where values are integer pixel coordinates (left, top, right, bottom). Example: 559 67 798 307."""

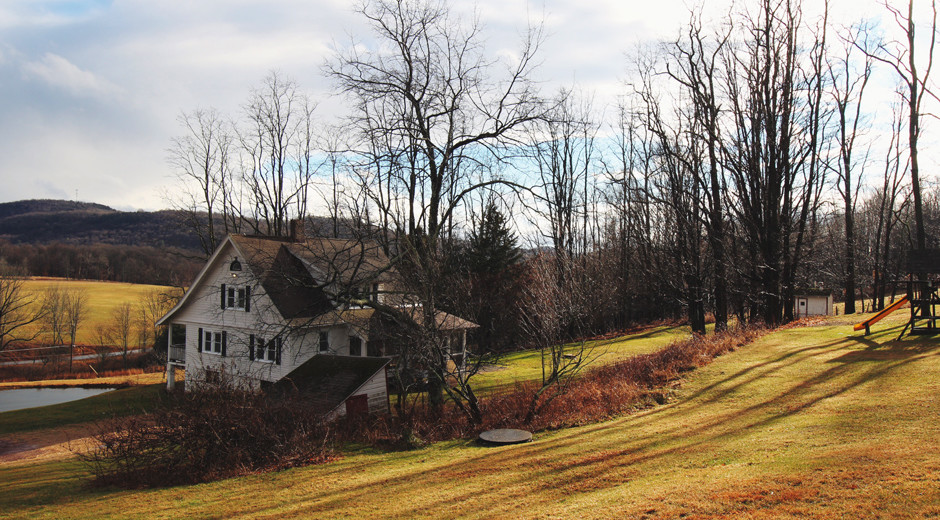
0 387 117 413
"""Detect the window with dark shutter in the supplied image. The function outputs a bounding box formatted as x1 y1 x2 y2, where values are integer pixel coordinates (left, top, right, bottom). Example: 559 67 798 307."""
275 338 282 365
198 327 203 352
244 286 251 312
221 284 227 309
221 331 227 357
249 334 255 361
265 338 277 362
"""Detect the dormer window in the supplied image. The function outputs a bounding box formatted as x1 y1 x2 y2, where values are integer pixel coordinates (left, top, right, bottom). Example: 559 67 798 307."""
230 257 242 272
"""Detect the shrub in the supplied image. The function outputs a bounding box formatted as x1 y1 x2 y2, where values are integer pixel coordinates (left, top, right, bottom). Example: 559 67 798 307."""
81 385 335 488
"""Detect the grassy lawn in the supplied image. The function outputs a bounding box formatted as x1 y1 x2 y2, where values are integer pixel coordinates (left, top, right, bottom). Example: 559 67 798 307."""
471 325 689 394
2 312 939 518
20 279 178 346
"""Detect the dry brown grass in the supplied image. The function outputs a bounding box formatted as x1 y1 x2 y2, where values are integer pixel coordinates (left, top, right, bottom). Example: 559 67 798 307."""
348 326 763 444
2 314 938 519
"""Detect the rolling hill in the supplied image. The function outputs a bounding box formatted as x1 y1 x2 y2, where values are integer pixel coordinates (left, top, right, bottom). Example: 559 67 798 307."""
0 200 204 251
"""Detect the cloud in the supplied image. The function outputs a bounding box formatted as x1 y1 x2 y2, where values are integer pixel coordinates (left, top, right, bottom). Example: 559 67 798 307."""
0 0 110 29
21 52 121 98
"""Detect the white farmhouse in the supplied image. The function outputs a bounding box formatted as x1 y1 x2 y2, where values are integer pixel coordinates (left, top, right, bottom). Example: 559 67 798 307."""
157 221 476 417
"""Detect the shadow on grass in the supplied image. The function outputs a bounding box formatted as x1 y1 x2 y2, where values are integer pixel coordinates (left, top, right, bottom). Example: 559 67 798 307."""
4 324 938 519
161 325 937 519
265 325 940 519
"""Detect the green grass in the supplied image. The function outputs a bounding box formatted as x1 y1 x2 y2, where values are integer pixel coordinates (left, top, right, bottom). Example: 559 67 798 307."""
21 279 177 346
471 325 688 394
0 384 167 436
2 313 939 518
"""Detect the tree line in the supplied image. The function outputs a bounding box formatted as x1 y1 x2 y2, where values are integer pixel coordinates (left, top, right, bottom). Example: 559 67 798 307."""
0 240 202 286
166 0 940 420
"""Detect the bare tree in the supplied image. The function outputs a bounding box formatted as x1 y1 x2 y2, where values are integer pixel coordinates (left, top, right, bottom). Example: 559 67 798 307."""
169 73 320 250
527 88 597 274
858 0 938 250
168 108 236 258
329 0 543 242
239 71 319 237
0 262 43 352
722 0 829 325
664 9 732 331
871 99 911 309
41 285 67 346
110 302 134 368
64 288 88 373
828 27 873 314
519 253 594 424
328 0 544 412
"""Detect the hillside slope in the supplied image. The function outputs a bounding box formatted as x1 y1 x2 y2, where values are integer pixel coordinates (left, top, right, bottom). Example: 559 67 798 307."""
0 199 371 252
0 200 203 251
0 314 937 518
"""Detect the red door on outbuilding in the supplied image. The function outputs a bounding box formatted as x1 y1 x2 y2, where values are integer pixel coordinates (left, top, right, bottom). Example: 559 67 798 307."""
345 394 369 416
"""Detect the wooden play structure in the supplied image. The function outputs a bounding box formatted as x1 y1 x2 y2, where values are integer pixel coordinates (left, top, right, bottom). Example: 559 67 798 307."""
855 249 940 338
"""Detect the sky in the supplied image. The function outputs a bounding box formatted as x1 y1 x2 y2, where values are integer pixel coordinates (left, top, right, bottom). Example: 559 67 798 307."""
0 0 918 211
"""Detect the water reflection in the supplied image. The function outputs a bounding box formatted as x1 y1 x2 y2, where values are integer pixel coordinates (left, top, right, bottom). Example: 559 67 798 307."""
0 387 116 413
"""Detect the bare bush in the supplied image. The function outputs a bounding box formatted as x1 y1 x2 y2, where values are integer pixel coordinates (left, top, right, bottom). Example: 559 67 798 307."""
82 385 335 488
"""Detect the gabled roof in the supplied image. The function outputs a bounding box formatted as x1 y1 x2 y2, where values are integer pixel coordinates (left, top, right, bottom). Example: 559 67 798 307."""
287 307 479 333
157 231 478 332
286 238 395 285
158 234 398 325
157 235 241 326
231 235 333 319
273 354 390 413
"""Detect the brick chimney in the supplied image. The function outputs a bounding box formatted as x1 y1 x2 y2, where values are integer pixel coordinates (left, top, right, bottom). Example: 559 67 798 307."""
289 218 306 243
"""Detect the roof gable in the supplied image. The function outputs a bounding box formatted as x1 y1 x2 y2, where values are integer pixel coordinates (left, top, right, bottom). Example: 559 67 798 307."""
260 246 334 319
157 237 239 326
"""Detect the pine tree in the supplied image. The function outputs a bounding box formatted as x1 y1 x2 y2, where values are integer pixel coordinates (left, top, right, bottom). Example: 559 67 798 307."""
467 202 521 274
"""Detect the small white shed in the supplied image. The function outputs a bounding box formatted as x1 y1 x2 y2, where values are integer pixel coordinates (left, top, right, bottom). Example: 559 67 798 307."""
793 290 832 317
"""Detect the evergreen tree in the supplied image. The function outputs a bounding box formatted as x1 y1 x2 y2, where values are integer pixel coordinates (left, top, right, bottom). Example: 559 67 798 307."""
467 202 521 274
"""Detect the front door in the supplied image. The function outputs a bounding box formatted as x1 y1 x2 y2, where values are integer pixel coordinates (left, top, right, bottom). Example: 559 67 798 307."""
797 298 808 317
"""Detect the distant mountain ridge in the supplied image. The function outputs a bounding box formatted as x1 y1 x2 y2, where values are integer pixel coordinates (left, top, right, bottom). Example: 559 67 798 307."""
0 199 203 251
0 199 115 220
0 199 370 253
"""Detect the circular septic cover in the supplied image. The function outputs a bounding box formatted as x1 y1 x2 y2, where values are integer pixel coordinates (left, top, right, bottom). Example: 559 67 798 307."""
478 428 533 446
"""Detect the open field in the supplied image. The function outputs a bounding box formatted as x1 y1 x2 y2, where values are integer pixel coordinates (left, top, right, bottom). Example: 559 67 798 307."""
1 312 938 518
18 278 178 347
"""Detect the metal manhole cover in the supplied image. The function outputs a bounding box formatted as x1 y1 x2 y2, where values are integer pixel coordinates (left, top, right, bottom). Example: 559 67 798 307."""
478 428 533 445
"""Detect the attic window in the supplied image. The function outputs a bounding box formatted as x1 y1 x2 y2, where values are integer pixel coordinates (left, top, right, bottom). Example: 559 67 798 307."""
230 257 242 272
